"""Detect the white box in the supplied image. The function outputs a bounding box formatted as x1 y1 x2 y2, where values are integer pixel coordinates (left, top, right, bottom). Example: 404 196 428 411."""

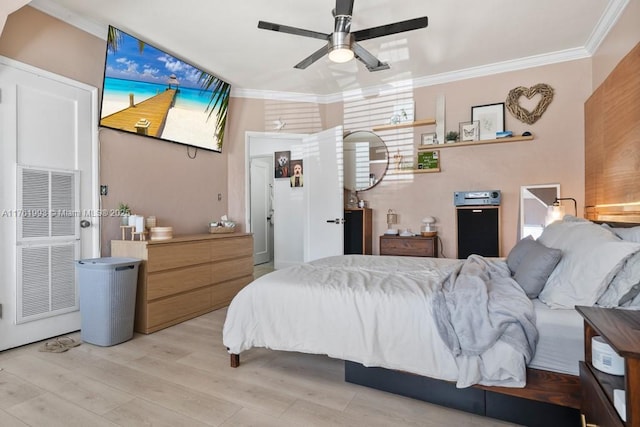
614 389 626 422
592 336 625 375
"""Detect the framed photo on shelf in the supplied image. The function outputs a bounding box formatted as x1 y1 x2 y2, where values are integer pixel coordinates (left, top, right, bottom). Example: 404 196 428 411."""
471 102 505 140
390 101 415 124
459 120 480 142
420 132 437 146
417 150 440 172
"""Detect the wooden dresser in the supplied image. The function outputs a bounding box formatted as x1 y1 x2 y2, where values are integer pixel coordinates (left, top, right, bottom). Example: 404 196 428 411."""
379 235 438 257
576 305 640 427
111 233 253 334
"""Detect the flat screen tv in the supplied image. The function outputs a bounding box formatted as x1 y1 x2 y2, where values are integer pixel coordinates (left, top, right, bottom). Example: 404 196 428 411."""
99 25 230 152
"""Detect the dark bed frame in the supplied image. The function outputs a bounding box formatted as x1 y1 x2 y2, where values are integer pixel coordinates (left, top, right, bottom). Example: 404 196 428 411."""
230 353 581 426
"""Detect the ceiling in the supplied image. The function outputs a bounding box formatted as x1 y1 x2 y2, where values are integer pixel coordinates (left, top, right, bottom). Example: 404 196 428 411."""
29 0 627 98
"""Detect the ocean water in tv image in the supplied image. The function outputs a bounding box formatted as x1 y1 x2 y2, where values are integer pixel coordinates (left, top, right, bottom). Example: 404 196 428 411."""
102 77 213 111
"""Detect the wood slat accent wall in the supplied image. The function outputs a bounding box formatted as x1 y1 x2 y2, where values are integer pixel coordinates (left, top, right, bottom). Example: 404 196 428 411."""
585 42 640 215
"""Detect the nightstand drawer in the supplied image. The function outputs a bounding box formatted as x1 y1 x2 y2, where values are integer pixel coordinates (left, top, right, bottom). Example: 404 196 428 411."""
379 235 437 257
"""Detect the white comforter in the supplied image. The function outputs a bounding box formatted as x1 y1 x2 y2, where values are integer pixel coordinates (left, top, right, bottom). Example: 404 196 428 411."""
223 255 531 388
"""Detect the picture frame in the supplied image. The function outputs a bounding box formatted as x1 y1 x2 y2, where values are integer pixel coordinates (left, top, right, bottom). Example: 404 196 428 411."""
417 150 440 171
471 102 505 140
274 150 291 178
289 159 303 187
390 101 415 124
459 120 480 142
420 132 437 146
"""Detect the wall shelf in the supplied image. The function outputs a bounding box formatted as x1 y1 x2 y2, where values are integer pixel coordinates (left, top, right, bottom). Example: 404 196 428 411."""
372 118 436 132
389 168 440 174
418 135 533 150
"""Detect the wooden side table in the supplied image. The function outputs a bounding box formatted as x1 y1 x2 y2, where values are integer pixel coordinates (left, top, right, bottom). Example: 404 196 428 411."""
379 235 438 257
576 305 640 426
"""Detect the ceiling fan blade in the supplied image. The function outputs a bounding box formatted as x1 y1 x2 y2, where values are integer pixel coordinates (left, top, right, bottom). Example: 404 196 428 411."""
352 16 428 41
294 45 329 70
258 21 329 41
334 0 354 16
352 42 389 72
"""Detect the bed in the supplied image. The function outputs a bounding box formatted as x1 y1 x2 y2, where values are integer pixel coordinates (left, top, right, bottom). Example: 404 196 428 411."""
223 217 640 426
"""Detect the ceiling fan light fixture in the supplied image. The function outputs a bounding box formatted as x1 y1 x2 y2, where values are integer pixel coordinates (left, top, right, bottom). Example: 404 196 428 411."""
328 32 354 63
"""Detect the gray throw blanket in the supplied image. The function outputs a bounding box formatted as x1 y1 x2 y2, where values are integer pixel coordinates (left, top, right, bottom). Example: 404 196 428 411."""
433 255 538 364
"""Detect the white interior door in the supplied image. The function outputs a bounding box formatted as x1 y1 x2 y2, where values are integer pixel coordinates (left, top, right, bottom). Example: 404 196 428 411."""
0 57 99 351
303 126 344 261
250 156 273 265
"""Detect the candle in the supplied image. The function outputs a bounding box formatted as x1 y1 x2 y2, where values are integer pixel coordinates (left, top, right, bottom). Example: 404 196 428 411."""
135 215 144 233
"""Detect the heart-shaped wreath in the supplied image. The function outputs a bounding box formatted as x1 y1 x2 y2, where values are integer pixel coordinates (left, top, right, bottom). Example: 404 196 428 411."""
506 83 554 125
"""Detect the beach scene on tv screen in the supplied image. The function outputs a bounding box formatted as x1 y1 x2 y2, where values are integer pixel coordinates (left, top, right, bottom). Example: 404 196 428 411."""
100 27 229 151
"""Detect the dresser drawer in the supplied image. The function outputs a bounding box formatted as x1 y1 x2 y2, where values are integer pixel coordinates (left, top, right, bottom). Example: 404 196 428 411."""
147 242 210 272
210 236 253 261
380 236 437 257
147 287 212 331
212 276 253 308
212 256 254 284
146 264 212 301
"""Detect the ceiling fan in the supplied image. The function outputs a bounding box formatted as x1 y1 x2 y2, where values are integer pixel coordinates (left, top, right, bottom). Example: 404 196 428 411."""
257 0 428 72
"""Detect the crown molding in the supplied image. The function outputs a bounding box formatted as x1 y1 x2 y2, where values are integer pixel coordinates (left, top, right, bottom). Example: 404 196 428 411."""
234 47 593 104
584 0 630 54
29 0 107 39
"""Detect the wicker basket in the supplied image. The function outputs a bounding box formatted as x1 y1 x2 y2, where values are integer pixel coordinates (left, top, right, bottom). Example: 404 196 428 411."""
150 226 173 240
209 226 235 234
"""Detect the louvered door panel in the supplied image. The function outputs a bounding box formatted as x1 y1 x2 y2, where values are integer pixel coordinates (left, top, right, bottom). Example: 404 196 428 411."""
17 166 80 323
20 168 49 239
51 172 76 237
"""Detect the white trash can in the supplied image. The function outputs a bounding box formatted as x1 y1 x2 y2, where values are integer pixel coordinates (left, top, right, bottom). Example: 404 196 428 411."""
76 257 141 346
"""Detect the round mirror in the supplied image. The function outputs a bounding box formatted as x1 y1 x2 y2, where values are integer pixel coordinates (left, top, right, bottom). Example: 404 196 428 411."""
343 130 389 192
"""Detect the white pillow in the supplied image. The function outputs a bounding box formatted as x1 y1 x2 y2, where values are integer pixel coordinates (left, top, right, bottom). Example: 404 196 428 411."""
611 226 640 243
598 251 640 307
538 221 640 308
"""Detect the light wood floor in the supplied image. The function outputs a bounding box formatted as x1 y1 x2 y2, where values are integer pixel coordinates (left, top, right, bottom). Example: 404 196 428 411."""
0 309 521 427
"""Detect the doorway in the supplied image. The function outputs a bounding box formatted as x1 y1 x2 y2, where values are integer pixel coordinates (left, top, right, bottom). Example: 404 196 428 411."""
250 156 274 265
245 128 344 270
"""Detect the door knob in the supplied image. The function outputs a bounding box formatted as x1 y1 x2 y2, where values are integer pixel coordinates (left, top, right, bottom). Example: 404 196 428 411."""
326 218 345 224
80 219 91 228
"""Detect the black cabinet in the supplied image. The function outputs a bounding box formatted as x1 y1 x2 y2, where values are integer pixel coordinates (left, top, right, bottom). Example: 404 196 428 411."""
456 206 500 259
344 208 372 255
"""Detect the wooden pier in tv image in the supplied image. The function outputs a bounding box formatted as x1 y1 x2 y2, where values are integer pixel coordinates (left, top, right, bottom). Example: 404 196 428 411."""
100 88 177 137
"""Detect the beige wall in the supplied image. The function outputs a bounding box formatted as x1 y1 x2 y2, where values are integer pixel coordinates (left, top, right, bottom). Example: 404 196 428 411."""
2 3 638 258
226 60 590 257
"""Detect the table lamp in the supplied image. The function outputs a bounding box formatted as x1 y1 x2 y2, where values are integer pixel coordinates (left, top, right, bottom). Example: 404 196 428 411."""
545 197 577 225
421 216 437 237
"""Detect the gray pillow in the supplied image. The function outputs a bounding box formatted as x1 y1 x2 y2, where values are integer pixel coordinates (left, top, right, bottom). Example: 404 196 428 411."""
514 241 562 298
506 236 535 274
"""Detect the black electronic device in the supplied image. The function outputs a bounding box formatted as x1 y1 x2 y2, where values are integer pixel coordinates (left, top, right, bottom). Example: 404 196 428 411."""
453 190 501 206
